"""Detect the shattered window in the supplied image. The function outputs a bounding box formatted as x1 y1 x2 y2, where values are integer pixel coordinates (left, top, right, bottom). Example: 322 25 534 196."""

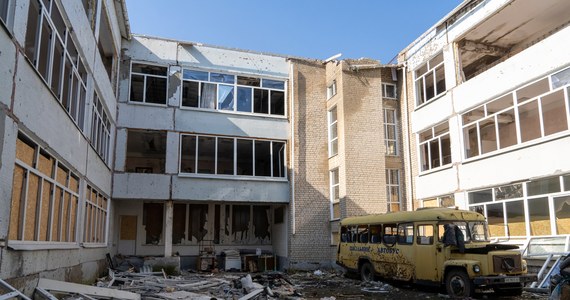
188 204 208 242
130 63 167 105
369 225 382 243
232 205 250 241
172 204 187 244
416 225 434 245
397 223 414 245
125 130 166 174
143 203 164 245
182 69 285 116
253 206 271 242
383 224 397 245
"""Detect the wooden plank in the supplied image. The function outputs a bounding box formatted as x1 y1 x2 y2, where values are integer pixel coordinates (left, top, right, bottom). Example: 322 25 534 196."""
37 278 141 300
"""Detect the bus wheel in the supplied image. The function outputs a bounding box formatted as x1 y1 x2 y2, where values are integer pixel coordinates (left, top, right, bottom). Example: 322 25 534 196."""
360 262 375 282
445 269 473 298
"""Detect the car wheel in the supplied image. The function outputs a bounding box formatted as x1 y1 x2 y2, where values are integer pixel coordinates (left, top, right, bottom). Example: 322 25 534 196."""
445 269 473 298
360 262 375 282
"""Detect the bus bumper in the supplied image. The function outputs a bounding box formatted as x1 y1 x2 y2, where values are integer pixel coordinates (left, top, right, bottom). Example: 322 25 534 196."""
473 274 537 286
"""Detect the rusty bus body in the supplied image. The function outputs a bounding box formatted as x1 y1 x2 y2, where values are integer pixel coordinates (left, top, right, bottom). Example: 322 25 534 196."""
336 208 537 298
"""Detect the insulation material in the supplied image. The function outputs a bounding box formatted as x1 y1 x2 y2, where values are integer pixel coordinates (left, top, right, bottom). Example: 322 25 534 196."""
143 203 163 245
8 166 25 240
120 216 137 240
51 187 62 241
56 165 67 186
38 151 54 177
24 172 39 241
39 180 52 241
16 136 35 166
69 175 79 193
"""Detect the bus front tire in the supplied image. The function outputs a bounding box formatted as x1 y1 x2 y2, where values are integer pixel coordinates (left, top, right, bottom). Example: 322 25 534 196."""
360 262 375 282
445 269 473 298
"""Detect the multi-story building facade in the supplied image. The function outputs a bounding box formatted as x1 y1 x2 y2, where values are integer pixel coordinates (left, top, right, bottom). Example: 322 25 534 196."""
399 0 570 251
0 0 128 286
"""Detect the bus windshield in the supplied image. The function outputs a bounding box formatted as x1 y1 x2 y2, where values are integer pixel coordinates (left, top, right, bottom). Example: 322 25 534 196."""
438 221 490 243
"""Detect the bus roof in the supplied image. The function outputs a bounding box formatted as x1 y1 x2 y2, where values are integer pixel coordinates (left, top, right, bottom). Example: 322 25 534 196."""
340 208 486 226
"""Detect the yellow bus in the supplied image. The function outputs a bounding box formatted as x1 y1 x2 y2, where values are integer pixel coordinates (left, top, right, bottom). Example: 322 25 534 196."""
336 208 536 298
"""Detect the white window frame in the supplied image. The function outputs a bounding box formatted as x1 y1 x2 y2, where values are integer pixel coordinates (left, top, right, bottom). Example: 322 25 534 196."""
384 108 398 156
180 68 287 117
328 106 338 157
178 134 287 180
386 169 401 212
128 62 169 106
382 83 397 99
330 168 340 220
413 52 446 107
90 92 112 165
418 122 451 172
83 184 109 247
327 80 337 99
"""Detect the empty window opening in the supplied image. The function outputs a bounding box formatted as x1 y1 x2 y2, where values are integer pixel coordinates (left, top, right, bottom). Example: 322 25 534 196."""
130 63 168 105
172 203 187 244
180 134 286 178
253 206 271 242
97 3 117 89
143 203 163 245
414 52 446 106
419 122 451 171
188 204 208 242
125 130 166 173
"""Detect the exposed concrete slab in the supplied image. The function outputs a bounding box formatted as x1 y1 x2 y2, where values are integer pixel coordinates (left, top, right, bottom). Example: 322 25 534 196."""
112 173 171 199
117 103 174 130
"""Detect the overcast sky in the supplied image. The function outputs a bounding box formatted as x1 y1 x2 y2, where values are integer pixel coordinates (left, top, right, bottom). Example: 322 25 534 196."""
125 0 463 63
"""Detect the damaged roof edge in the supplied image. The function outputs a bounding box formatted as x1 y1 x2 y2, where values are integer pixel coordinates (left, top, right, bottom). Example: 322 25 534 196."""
398 0 474 58
115 0 131 40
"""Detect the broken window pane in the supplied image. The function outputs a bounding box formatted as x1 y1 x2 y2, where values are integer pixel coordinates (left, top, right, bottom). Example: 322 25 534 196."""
51 40 64 97
237 76 260 87
554 196 570 234
217 138 234 175
479 117 497 154
172 204 186 244
210 72 234 84
528 197 550 236
38 20 53 81
551 67 570 89
188 204 208 242
180 135 196 173
518 101 541 142
237 139 253 176
237 87 252 112
197 136 215 174
218 84 234 111
541 90 567 136
497 109 517 149
468 189 492 204
495 184 523 200
527 176 561 196
272 142 286 177
262 79 285 89
143 203 163 245
270 91 285 115
25 0 41 61
126 130 166 174
130 74 144 102
253 89 268 114
200 83 216 109
463 124 479 158
182 81 199 107
232 205 250 240
253 206 271 242
146 76 167 104
255 141 271 177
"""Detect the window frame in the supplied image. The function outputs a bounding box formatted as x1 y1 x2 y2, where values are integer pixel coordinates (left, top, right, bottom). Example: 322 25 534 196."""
129 62 169 106
327 80 337 99
418 121 451 172
180 68 287 117
330 168 340 220
413 52 446 107
179 134 287 180
386 169 401 212
328 106 339 157
382 83 397 99
83 184 109 247
90 91 112 165
384 108 398 156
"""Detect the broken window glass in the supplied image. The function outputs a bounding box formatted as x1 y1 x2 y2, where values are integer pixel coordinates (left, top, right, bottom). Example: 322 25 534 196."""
262 79 285 90
183 69 208 81
554 196 570 234
143 203 163 245
210 73 235 84
188 204 208 242
237 87 253 112
232 205 250 241
126 130 167 174
551 67 570 89
255 141 271 176
130 64 167 104
197 136 215 174
218 84 234 110
253 206 271 242
172 204 186 244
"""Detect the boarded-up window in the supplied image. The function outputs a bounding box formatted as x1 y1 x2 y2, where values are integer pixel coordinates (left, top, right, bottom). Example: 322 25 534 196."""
84 185 108 244
9 133 79 243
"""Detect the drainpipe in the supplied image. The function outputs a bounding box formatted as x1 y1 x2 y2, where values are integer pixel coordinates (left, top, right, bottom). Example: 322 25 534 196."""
289 62 296 235
402 62 414 211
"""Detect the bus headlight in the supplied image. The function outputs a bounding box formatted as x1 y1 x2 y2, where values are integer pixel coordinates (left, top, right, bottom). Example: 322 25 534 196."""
473 265 480 273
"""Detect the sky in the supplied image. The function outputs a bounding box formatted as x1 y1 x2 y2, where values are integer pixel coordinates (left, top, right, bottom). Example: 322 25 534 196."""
125 0 463 64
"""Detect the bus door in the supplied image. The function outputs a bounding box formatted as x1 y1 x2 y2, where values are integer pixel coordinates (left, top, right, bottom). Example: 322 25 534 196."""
414 223 442 283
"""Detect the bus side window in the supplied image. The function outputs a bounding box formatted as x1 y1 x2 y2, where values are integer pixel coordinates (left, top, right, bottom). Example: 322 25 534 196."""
357 225 369 243
416 224 434 245
340 226 348 242
370 224 382 243
398 223 414 245
383 224 397 245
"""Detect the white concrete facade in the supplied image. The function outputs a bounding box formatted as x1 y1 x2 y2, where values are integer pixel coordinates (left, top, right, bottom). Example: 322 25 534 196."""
400 0 570 250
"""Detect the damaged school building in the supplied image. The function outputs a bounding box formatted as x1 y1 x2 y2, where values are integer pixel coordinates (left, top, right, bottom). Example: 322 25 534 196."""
0 0 569 290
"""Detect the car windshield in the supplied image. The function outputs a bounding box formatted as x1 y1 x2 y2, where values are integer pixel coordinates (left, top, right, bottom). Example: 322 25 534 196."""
469 221 490 242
